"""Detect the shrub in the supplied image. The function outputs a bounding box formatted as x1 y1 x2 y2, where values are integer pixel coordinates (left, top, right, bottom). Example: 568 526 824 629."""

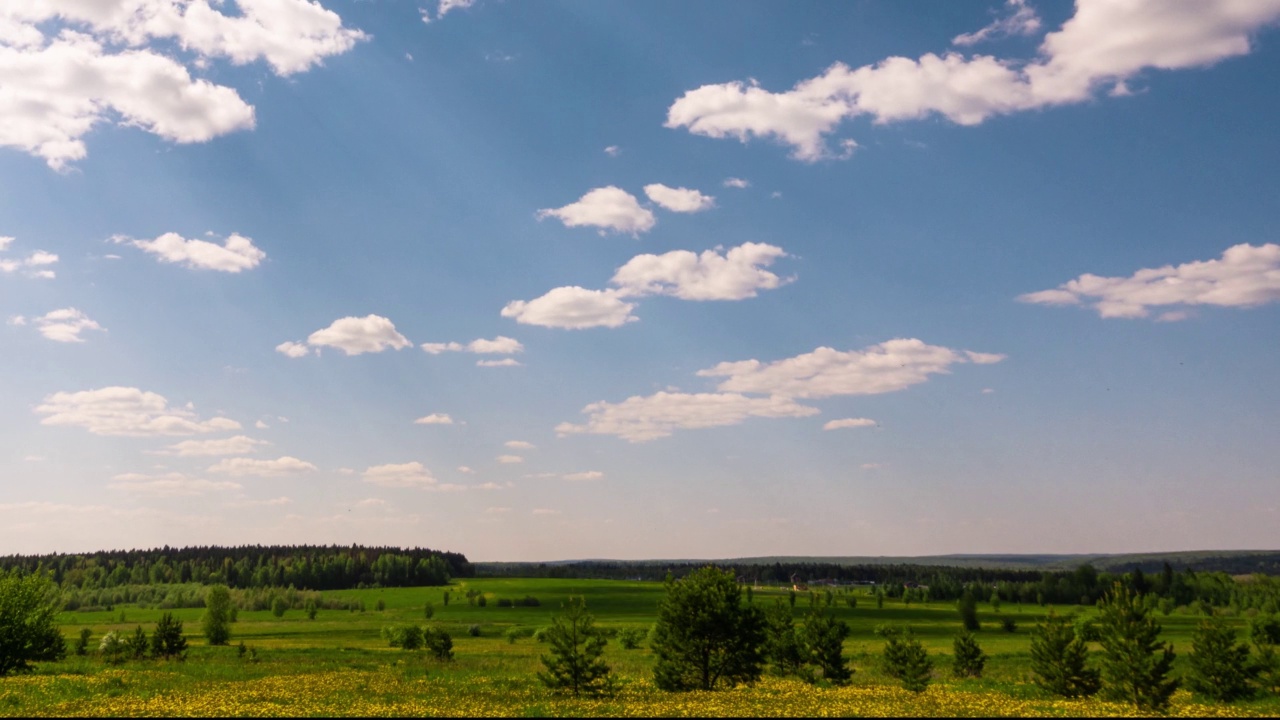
952 630 986 678
519 596 541 607
618 627 646 650
533 627 549 643
468 624 482 637
305 599 318 620
1029 611 1099 698
424 602 435 620
881 628 931 693
99 631 128 665
957 593 980 632
271 596 287 618
497 598 514 608
1000 617 1017 633
1187 618 1259 702
476 595 487 608
424 628 453 661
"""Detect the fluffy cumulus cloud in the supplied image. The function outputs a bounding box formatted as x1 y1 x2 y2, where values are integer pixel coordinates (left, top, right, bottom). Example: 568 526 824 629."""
108 472 241 496
666 0 1280 160
35 386 240 436
562 471 604 482
414 413 455 425
953 0 1041 47
112 232 265 272
557 392 820 443
28 308 104 342
1019 243 1280 319
283 314 412 356
422 0 475 23
422 336 523 355
496 454 523 464
504 440 535 450
159 435 270 456
362 462 437 488
0 0 365 168
823 417 876 430
698 338 1004 399
0 237 58 278
642 183 716 213
723 177 750 188
536 186 656 236
504 243 789 329
610 242 788 301
501 286 638 330
207 456 316 477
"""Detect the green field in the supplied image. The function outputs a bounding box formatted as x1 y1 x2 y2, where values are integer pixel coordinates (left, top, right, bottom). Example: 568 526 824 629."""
3 578 1277 717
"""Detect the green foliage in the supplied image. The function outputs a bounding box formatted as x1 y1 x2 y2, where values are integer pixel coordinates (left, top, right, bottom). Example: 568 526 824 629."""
952 630 987 678
880 627 931 693
1187 618 1259 702
202 585 233 646
798 598 852 685
125 626 149 660
442 590 450 607
424 602 435 620
617 628 645 650
376 599 386 612
467 624 482 637
764 601 805 677
957 592 980 632
1096 585 1178 712
74 628 92 656
0 568 66 675
150 612 187 660
650 566 766 691
271 596 287 618
1000 617 1017 633
98 631 127 665
423 627 453 661
1252 614 1280 693
845 595 857 609
1029 610 1099 698
381 624 424 650
305 598 318 620
537 597 612 697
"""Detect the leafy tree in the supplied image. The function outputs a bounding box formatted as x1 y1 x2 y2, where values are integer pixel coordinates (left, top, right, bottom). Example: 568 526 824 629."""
763 601 805 677
799 597 852 685
1251 614 1280 693
424 627 453 661
271 596 287 618
880 627 931 693
0 568 66 675
650 566 766 691
1029 610 1099 698
952 630 987 678
202 585 233 645
957 592 980 632
1187 618 1259 702
151 612 188 660
399 625 424 650
1096 585 1178 712
537 596 611 697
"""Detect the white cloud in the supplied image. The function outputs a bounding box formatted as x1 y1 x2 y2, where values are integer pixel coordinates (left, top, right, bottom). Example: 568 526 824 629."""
536 186 656 236
643 183 716 213
953 0 1042 47
108 472 241 496
159 435 269 456
697 339 1005 399
0 236 12 251
556 391 819 443
457 466 474 474
255 419 269 429
563 471 604 482
496 454 523 464
112 232 265 272
666 0 1280 160
30 308 104 343
0 239 59 278
208 456 317 477
604 145 620 156
723 177 750 188
0 0 364 168
305 315 411 355
423 0 475 23
275 341 311 358
414 413 454 425
610 242 788 301
504 440 535 450
422 335 523 355
362 462 436 488
477 358 521 367
502 286 638 329
35 386 240 436
1019 243 1280 319
823 418 876 430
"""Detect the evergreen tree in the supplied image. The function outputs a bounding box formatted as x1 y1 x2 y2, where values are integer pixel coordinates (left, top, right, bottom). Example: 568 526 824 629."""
651 566 766 691
763 601 804 677
1029 610 1099 697
201 585 233 646
125 625 149 660
1187 618 1259 702
952 630 987 678
537 596 611 697
1096 585 1178 712
73 628 92 657
880 627 932 693
150 612 188 660
798 597 852 685
957 591 980 632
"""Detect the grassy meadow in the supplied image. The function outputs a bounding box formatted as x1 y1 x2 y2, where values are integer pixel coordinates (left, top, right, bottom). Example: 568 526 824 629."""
3 578 1278 717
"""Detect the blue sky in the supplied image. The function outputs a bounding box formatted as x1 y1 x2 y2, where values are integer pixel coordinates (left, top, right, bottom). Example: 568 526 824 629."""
2 0 1279 560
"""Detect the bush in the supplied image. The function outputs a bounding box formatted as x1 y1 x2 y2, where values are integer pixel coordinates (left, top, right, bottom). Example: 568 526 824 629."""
519 596 541 607
881 628 931 693
271 596 287 618
382 624 424 650
957 593 980 632
0 569 66 675
1029 611 1099 698
617 628 646 650
1000 617 1017 633
533 628 549 643
476 595 487 608
376 599 386 612
468 624 482 637
424 628 453 660
305 599 318 620
1187 618 1259 702
497 598 514 608
952 630 986 678
99 631 127 665
424 602 435 620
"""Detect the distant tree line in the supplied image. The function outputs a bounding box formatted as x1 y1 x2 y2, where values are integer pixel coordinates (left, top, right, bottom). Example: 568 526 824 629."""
0 545 471 592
